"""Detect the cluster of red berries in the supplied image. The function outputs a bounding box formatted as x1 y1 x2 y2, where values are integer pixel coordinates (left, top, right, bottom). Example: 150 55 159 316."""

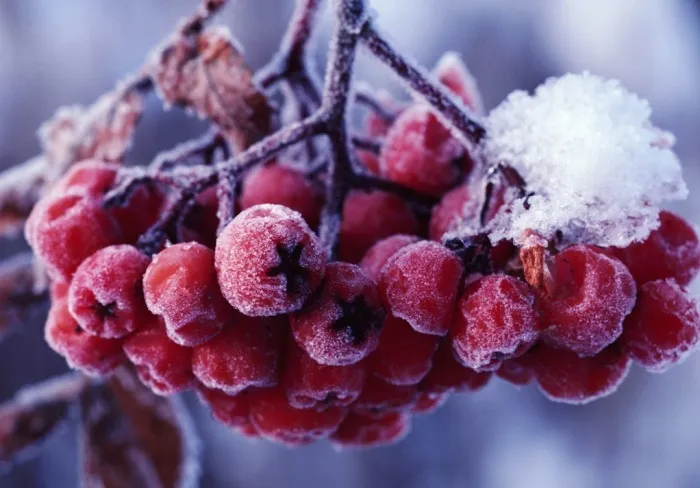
25 59 700 449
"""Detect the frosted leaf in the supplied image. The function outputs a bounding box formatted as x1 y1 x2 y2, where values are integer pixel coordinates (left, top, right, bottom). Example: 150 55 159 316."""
481 72 688 247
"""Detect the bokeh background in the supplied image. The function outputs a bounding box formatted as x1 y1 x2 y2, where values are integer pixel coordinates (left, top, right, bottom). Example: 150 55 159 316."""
1 1 700 487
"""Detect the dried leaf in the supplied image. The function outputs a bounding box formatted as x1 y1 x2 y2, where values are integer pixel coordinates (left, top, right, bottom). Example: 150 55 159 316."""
151 25 272 151
0 253 46 341
80 369 199 488
519 231 552 293
0 157 47 238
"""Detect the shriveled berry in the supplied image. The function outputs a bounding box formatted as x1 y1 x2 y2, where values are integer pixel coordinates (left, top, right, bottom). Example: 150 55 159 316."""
353 376 417 414
420 343 491 394
144 242 230 346
412 392 450 415
291 262 385 366
359 234 420 283
620 279 700 372
330 411 411 450
451 274 539 371
197 386 258 437
68 245 151 339
380 241 463 336
216 204 326 316
542 245 636 356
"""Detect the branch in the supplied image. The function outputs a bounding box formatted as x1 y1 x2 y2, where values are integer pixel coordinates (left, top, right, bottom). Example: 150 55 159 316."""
0 157 47 238
0 253 47 342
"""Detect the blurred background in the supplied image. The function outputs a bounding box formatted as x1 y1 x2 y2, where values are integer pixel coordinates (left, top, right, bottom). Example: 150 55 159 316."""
1 0 700 487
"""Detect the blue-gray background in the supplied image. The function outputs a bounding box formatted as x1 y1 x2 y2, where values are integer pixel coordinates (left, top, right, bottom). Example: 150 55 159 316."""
1 1 700 487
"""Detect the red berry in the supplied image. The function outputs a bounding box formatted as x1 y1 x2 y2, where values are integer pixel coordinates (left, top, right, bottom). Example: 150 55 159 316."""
240 161 322 228
379 241 463 336
216 204 326 316
51 159 119 197
614 211 700 287
353 376 417 414
143 242 230 346
451 274 539 371
339 190 419 263
248 387 347 446
330 411 411 450
291 262 385 366
124 325 195 395
68 245 151 339
192 315 285 395
428 184 478 241
532 344 631 404
45 300 124 377
369 315 439 385
433 52 484 114
179 187 220 249
542 245 636 357
620 279 700 372
50 280 70 302
357 150 380 175
196 386 258 437
419 343 491 394
412 392 450 415
359 234 420 283
282 340 367 409
496 354 535 386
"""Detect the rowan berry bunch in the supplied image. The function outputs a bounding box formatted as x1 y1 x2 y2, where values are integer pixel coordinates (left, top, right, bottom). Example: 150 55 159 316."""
15 0 700 453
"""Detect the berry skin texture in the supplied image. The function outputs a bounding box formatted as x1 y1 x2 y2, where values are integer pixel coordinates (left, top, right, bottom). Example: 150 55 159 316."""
330 411 411 450
248 387 347 446
451 274 540 371
192 315 285 395
533 344 631 405
216 204 326 316
339 190 419 263
123 326 195 396
429 184 478 241
496 354 535 386
197 387 258 437
68 245 151 339
291 262 385 366
240 162 322 228
420 343 492 394
179 186 220 249
369 314 440 386
379 241 464 336
433 52 484 114
353 376 417 414
45 300 124 377
542 245 636 357
359 234 420 283
620 279 700 372
282 340 367 409
614 211 700 287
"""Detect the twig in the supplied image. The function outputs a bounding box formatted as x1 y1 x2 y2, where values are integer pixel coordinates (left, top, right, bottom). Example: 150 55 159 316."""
0 253 47 342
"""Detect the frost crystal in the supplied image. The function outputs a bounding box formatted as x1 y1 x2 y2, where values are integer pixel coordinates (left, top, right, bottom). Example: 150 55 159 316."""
481 72 688 247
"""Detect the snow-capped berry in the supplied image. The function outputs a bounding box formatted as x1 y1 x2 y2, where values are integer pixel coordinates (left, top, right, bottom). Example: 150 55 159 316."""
192 315 285 395
179 187 220 249
496 354 535 386
379 241 463 336
45 300 124 377
330 411 411 450
613 211 700 287
380 104 467 197
369 314 440 386
419 343 492 394
197 387 258 437
541 245 636 356
428 185 478 241
29 193 122 280
282 340 366 409
216 204 326 316
248 387 347 446
123 325 195 396
451 274 540 371
340 190 419 263
412 392 450 415
291 262 385 366
533 344 631 405
359 234 420 283
68 245 151 339
143 242 230 346
433 52 484 114
240 162 323 228
620 279 700 372
353 376 417 414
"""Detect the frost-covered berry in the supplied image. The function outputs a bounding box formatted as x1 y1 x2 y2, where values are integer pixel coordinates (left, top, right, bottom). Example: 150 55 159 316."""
428 185 478 241
379 241 463 336
143 242 230 346
330 411 411 450
451 274 539 371
496 354 535 386
353 376 417 414
179 187 220 249
541 245 636 356
433 52 484 114
197 387 258 437
51 159 119 197
68 245 151 339
216 204 326 316
412 392 450 415
192 315 285 395
45 300 124 377
282 340 366 409
340 190 419 263
620 279 700 372
124 325 195 395
240 162 323 228
614 211 700 287
291 262 385 366
359 234 420 283
532 344 631 404
248 387 347 446
369 314 440 386
419 343 491 394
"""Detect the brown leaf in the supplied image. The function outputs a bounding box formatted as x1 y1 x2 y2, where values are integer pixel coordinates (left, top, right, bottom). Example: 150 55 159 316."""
0 253 46 341
151 25 272 151
519 231 552 293
80 368 199 488
0 157 47 238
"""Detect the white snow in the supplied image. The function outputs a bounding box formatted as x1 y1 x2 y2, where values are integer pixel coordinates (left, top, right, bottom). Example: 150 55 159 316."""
481 72 688 247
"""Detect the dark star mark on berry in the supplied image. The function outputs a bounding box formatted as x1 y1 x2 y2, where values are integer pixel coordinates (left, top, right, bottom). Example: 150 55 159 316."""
93 301 118 320
267 243 307 295
331 296 385 346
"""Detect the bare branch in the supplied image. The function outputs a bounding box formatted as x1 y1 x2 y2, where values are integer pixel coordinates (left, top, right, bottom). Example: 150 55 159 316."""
0 253 47 342
0 157 47 238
